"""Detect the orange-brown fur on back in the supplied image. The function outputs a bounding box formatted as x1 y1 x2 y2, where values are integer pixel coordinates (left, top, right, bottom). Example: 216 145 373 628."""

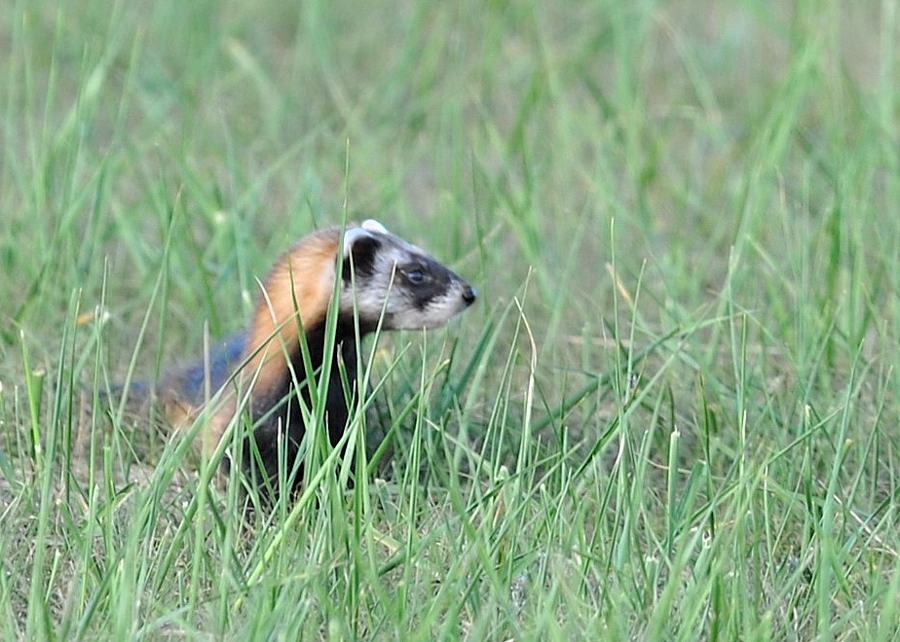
197 228 341 454
244 228 340 397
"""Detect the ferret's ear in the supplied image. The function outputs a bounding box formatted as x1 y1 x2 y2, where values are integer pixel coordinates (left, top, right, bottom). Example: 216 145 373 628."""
343 227 375 257
361 219 388 234
342 227 382 276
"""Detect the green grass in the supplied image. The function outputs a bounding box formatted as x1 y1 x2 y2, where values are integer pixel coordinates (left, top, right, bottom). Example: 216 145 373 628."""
1 0 898 639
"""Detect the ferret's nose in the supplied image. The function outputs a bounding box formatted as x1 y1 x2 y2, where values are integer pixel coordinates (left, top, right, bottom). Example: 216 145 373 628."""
462 285 477 306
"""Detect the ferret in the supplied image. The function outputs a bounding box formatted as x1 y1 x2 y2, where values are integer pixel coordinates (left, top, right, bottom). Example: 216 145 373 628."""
152 219 476 497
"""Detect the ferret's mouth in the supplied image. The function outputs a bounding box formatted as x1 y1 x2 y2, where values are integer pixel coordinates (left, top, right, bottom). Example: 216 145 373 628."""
409 286 477 329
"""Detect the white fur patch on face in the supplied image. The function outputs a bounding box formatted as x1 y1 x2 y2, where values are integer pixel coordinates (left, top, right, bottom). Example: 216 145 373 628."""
342 290 469 330
341 268 396 321
389 288 471 329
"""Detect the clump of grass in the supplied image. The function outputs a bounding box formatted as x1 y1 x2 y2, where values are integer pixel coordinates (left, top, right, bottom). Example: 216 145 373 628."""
1 1 898 639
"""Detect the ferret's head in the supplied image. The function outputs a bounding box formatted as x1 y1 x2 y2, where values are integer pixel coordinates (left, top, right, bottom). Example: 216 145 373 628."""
339 219 477 331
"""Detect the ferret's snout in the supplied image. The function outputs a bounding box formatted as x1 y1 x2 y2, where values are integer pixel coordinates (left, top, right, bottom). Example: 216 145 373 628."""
462 285 477 306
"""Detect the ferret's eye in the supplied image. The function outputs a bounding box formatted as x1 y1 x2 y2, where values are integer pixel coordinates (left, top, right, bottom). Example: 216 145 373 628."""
406 269 425 284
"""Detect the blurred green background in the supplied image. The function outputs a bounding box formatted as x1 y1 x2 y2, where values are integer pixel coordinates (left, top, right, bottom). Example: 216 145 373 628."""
1 1 898 639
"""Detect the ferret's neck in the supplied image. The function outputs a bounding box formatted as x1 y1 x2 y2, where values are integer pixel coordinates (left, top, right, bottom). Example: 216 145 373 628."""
251 319 369 416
